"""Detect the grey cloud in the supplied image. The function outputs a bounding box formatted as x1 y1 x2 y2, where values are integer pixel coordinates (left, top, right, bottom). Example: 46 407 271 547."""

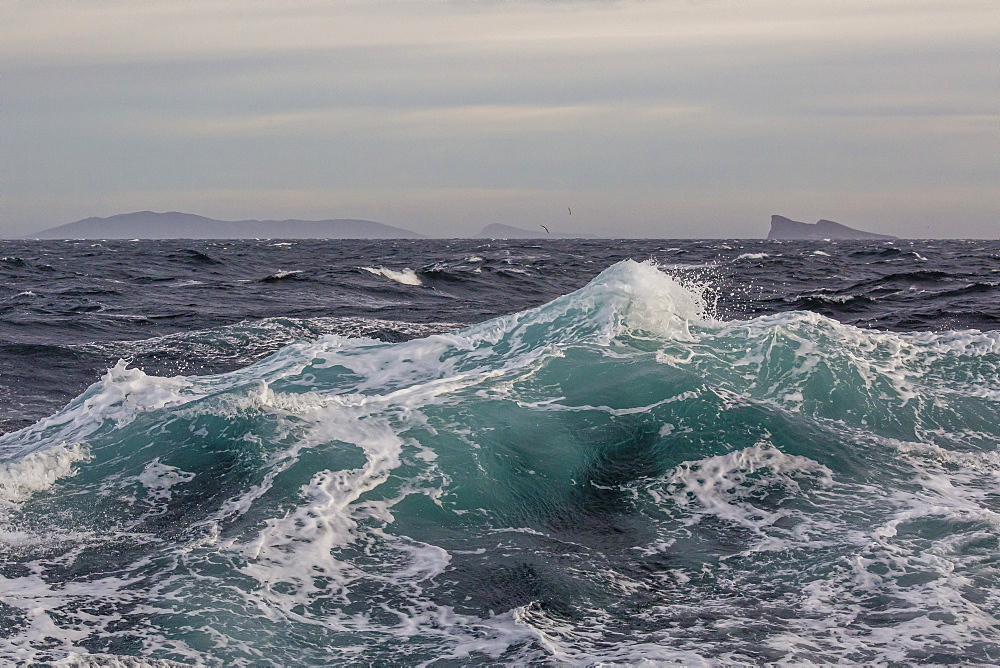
2 0 997 238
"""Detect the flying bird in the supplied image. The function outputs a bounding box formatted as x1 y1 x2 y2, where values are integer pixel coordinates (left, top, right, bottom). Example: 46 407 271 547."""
568 208 572 215
540 225 550 234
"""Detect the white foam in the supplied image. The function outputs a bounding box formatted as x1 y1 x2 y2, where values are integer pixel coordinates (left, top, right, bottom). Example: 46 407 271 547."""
895 438 1000 474
701 308 1000 416
0 442 90 508
657 441 833 533
56 653 188 667
0 361 206 519
736 252 769 260
265 269 303 279
0 570 149 663
362 266 423 286
7 361 194 443
476 259 711 345
137 460 195 502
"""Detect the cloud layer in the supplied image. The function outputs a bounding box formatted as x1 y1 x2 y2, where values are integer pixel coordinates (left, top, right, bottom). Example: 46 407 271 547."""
4 0 997 237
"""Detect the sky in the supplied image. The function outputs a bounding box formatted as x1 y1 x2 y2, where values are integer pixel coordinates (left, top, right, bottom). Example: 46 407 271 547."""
2 0 997 239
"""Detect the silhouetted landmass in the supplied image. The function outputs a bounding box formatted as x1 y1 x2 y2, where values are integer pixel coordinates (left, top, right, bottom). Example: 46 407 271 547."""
768 215 896 240
23 210 901 241
476 223 594 239
25 211 424 239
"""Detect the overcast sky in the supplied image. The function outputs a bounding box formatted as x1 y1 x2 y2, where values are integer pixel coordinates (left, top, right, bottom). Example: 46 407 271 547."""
3 0 997 238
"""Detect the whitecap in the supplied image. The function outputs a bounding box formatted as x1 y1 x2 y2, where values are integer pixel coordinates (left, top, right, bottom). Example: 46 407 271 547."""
362 266 423 286
263 270 304 281
0 442 91 508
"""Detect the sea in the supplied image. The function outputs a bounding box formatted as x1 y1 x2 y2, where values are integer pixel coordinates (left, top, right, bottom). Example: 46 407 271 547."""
0 238 998 666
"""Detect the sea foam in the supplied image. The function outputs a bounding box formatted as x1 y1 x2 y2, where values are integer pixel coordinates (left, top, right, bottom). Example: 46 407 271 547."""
362 266 423 286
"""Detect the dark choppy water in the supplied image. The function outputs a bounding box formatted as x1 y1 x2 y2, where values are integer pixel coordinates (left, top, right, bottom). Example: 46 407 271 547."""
1 238 998 665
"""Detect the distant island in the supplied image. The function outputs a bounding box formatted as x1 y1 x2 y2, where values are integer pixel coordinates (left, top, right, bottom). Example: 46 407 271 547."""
768 215 896 240
20 210 901 240
24 211 424 239
475 223 594 239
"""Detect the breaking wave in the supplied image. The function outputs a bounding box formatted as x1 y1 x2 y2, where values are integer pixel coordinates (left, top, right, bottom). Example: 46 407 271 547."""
1 260 997 664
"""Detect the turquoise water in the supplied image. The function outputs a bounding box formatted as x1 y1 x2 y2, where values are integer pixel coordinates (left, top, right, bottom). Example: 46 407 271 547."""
2 260 998 664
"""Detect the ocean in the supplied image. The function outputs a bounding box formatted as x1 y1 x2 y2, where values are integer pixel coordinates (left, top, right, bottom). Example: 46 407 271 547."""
0 238 998 665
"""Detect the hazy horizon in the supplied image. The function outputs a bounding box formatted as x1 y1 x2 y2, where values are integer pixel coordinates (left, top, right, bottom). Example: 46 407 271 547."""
12 209 990 240
4 1 997 239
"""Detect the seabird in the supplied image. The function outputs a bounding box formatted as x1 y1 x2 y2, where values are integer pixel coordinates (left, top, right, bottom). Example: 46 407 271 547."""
540 225 550 234
568 207 572 215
